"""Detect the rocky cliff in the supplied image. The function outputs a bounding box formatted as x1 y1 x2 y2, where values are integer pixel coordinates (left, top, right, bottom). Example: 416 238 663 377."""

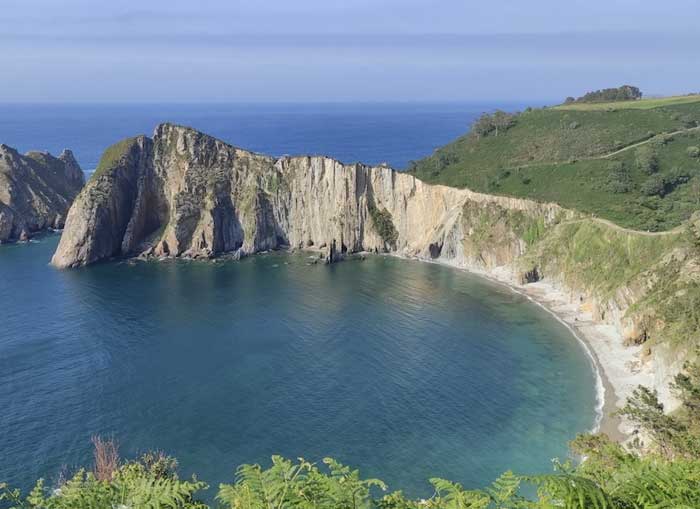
52 124 698 415
0 144 84 242
52 124 565 268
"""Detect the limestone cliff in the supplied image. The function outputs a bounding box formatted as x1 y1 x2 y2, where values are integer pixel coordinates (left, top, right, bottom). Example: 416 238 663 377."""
0 144 84 242
53 124 564 267
52 124 698 414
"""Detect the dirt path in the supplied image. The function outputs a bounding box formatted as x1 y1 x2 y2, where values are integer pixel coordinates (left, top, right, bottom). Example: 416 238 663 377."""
560 217 684 237
507 126 700 170
600 126 700 159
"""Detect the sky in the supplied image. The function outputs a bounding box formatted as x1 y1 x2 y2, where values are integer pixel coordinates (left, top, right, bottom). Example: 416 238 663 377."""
2 0 699 103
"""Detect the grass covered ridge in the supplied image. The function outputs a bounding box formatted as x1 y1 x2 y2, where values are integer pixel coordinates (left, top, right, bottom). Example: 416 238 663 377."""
410 98 700 231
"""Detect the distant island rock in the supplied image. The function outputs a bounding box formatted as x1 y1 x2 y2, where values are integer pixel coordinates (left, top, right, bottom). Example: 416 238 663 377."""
0 144 84 242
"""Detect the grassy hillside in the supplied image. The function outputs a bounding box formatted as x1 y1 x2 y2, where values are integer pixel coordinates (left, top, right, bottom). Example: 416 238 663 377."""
555 94 700 111
410 98 700 231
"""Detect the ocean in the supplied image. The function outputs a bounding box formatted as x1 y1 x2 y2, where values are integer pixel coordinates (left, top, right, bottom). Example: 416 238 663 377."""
0 102 596 499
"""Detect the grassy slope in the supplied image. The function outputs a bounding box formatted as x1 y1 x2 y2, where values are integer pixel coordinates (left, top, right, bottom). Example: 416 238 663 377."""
554 94 700 111
92 137 140 179
411 99 700 231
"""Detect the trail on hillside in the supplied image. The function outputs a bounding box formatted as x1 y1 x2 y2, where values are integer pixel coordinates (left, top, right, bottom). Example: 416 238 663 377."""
600 126 700 159
507 125 700 170
559 217 684 237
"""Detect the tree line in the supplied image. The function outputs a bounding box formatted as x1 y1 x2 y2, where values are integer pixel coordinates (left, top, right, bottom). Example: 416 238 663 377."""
565 85 642 104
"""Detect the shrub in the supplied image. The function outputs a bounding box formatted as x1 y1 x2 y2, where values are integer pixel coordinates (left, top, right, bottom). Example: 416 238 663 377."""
92 435 119 482
635 146 659 174
687 146 700 158
640 174 666 196
606 161 632 193
666 167 691 189
368 200 398 248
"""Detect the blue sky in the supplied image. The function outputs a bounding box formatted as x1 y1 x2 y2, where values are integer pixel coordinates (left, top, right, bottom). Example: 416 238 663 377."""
2 0 699 103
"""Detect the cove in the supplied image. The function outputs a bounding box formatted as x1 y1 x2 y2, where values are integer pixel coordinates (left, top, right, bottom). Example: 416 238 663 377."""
0 235 597 498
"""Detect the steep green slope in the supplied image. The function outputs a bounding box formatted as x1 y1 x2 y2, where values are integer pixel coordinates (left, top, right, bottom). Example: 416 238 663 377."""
410 99 700 231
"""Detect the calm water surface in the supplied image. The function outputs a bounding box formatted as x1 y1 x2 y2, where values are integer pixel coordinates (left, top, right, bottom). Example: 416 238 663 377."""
0 102 594 498
0 236 596 497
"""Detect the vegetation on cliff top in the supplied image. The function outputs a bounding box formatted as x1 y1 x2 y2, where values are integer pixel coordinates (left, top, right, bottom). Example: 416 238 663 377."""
92 137 140 180
3 356 699 509
563 85 642 105
410 94 700 231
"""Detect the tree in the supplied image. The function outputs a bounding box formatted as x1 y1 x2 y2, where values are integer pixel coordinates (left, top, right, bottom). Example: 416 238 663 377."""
566 85 642 104
470 111 517 139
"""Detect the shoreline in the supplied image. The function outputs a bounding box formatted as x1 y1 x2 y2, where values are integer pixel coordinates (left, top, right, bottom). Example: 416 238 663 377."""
400 253 655 442
46 234 641 441
150 244 640 440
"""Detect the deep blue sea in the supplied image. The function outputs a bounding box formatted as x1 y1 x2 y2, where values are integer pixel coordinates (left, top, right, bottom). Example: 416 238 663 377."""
0 103 596 499
0 102 527 173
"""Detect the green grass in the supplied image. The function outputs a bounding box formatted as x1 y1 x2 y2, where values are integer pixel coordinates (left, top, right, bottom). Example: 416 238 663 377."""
525 219 682 297
92 137 139 179
410 100 700 231
555 94 700 111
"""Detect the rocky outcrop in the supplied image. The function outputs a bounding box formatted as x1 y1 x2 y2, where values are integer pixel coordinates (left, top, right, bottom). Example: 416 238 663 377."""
53 123 564 268
0 144 85 242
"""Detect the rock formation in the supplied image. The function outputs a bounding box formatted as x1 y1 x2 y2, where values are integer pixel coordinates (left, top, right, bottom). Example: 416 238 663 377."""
52 123 562 268
0 144 85 242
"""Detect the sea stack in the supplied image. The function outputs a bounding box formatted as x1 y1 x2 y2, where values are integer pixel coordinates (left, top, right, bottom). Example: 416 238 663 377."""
0 144 85 242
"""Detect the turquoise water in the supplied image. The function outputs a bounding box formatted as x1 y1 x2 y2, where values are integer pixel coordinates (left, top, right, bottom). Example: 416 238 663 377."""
0 102 595 498
0 236 597 498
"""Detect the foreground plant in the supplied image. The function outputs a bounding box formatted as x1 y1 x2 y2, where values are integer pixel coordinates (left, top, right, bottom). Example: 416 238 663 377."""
0 444 207 509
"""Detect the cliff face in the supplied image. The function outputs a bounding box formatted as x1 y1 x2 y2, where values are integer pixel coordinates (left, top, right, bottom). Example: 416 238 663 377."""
53 124 564 268
0 144 85 242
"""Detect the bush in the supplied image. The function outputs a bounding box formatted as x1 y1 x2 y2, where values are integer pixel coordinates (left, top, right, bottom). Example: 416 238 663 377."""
368 200 398 248
640 174 666 196
666 167 691 189
635 146 659 174
606 161 632 193
687 146 700 158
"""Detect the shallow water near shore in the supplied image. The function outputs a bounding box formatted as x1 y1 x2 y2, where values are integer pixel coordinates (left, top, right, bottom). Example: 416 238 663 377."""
0 235 596 498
